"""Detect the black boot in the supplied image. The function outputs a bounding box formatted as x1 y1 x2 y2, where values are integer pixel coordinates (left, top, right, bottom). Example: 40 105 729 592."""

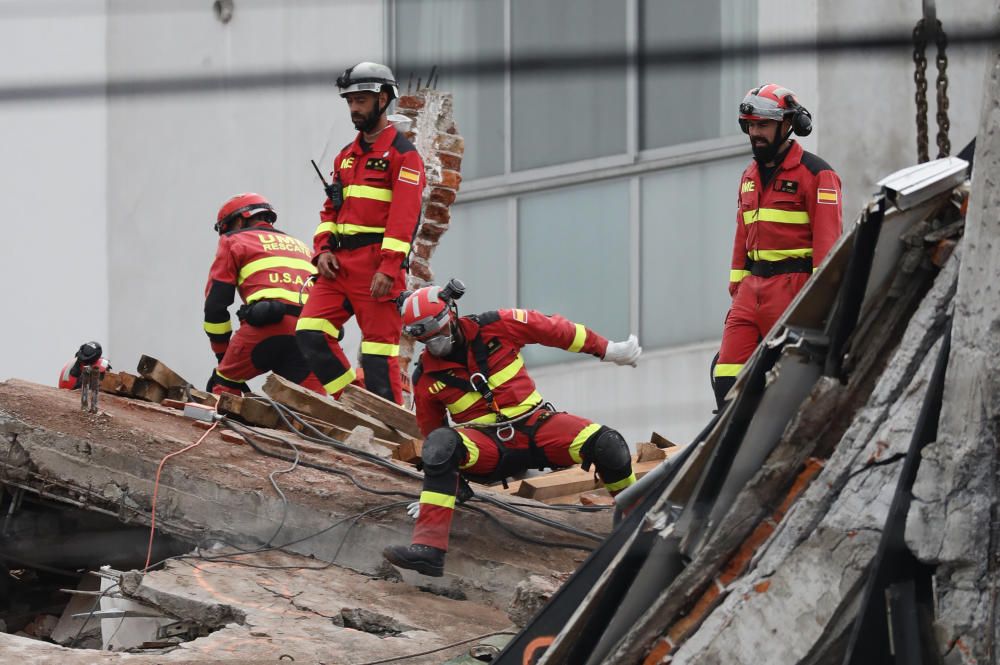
383 544 446 577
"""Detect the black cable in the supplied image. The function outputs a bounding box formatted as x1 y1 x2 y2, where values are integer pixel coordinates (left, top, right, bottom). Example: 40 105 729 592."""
352 630 518 665
460 504 593 552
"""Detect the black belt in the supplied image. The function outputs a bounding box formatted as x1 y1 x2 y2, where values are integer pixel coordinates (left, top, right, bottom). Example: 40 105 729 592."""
745 256 813 278
328 233 383 251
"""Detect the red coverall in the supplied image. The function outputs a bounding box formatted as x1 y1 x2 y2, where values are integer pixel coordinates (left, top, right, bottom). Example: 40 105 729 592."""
410 309 637 552
204 224 323 395
714 141 843 400
296 125 425 404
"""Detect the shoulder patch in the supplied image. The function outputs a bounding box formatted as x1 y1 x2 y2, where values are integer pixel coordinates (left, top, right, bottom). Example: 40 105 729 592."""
799 150 835 176
475 310 501 326
392 132 418 154
511 308 528 323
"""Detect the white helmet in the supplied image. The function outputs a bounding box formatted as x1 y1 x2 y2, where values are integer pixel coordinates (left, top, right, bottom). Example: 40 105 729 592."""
336 62 399 101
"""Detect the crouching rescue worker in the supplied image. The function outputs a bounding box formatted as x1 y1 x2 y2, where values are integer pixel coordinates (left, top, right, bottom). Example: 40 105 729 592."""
712 83 842 409
295 61 424 404
58 341 111 389
382 280 643 577
203 193 324 395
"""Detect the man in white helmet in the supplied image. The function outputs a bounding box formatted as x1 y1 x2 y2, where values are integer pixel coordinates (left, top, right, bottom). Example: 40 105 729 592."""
296 62 426 404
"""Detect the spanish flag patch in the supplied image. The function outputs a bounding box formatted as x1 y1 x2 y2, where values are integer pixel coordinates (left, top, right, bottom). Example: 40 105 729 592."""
817 188 839 204
398 167 421 185
512 309 528 324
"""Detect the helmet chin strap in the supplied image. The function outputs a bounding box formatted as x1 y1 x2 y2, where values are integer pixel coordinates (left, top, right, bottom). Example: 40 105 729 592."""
357 95 392 134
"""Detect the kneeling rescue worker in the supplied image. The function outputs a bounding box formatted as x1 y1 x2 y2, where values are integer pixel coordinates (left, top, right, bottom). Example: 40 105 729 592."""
383 280 643 577
203 193 324 395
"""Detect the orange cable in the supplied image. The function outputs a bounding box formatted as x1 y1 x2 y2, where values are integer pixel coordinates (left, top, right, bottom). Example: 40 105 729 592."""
143 420 218 570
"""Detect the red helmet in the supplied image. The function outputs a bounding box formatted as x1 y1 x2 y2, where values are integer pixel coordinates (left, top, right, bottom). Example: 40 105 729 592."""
215 193 276 233
738 84 811 136
401 286 453 340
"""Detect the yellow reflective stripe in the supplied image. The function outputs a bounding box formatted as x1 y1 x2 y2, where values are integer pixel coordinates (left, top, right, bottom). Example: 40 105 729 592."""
245 288 307 304
567 323 587 353
713 363 744 378
336 223 385 235
214 368 242 384
381 237 411 254
465 390 544 424
748 248 813 262
238 257 317 285
203 320 232 335
322 368 356 395
742 208 810 225
569 423 602 464
605 472 637 493
458 432 479 470
420 490 456 509
361 341 400 357
730 269 750 283
314 221 336 238
296 317 341 338
445 355 526 415
343 184 393 202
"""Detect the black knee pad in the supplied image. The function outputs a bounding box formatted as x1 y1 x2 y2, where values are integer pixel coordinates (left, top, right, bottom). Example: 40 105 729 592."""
360 354 394 401
713 375 735 411
581 427 631 476
295 329 328 364
421 428 465 476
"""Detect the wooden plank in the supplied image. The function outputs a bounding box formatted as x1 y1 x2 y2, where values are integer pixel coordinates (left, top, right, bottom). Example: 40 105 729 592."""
636 442 666 463
165 385 216 406
393 437 423 464
215 393 280 429
516 460 662 501
130 377 167 403
161 399 186 410
340 383 421 439
136 355 190 390
262 375 397 441
650 431 677 449
287 413 402 454
99 370 128 395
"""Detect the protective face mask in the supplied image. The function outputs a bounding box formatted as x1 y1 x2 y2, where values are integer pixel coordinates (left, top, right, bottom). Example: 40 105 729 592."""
424 334 454 357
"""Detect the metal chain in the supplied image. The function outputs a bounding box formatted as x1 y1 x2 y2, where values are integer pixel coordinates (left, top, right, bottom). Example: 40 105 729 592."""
913 19 930 163
934 20 951 158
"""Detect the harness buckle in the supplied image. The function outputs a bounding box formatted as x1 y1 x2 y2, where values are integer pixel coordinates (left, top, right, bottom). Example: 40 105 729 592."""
496 424 515 442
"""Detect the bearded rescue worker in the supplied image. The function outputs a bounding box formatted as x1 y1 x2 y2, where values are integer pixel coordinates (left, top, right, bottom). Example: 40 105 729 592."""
382 280 642 577
204 193 324 395
712 84 843 409
295 62 425 404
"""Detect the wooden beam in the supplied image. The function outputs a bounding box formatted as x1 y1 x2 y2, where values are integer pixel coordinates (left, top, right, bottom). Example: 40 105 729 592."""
262 375 397 441
136 355 190 390
339 384 422 439
215 393 280 429
515 460 662 501
393 437 423 464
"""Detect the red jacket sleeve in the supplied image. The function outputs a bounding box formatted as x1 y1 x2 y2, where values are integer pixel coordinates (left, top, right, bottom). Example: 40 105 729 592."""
378 149 425 275
414 372 449 437
495 309 609 358
203 237 238 358
729 193 749 298
808 169 843 268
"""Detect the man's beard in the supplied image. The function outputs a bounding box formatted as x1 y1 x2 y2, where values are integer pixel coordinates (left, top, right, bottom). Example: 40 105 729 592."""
751 138 782 163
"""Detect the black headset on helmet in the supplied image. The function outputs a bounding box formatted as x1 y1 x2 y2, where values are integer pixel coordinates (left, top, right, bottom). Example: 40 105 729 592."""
783 95 813 137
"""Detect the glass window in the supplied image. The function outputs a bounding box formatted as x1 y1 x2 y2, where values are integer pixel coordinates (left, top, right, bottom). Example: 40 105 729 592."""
639 155 748 347
517 181 630 365
511 0 627 171
640 0 757 150
393 0 505 179
429 198 513 316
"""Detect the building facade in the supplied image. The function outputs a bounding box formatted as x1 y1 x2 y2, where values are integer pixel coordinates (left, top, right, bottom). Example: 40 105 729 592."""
1 0 991 446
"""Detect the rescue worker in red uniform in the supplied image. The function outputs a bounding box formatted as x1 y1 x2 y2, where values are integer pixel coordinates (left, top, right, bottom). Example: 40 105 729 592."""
712 84 843 408
295 62 425 404
58 341 111 389
383 280 643 577
204 193 324 395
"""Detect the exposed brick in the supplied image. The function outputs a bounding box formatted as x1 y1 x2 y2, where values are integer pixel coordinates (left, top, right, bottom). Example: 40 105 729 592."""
418 222 449 241
435 133 465 154
439 169 463 190
423 204 451 224
773 457 825 522
412 241 437 260
666 580 722 645
409 260 432 282
430 187 457 206
643 638 674 664
439 152 463 171
754 580 771 594
397 96 424 110
717 519 777 585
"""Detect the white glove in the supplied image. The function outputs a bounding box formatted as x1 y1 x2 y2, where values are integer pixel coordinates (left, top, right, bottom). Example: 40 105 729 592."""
406 501 420 519
602 334 641 367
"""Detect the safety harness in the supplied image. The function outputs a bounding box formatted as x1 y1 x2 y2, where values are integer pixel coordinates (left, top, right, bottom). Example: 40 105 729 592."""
420 312 554 485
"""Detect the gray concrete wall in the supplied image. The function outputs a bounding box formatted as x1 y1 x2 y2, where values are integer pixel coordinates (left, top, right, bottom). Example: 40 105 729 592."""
105 1 382 386
0 1 108 386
